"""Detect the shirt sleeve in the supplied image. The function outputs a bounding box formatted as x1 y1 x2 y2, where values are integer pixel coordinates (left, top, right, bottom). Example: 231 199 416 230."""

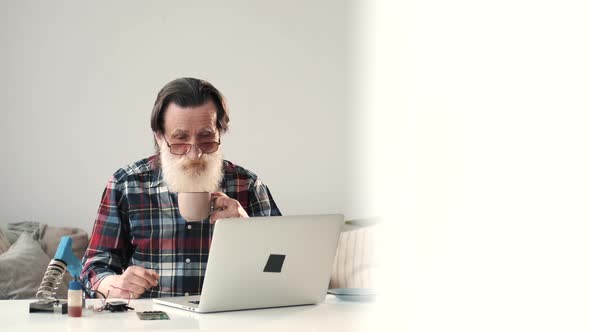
80 175 133 297
247 178 282 217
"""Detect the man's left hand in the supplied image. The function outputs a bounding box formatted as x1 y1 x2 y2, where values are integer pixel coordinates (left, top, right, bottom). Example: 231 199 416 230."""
210 192 249 224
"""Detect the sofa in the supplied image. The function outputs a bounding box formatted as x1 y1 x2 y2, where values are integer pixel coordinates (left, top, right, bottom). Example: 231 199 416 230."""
0 219 377 299
0 222 88 299
329 219 379 289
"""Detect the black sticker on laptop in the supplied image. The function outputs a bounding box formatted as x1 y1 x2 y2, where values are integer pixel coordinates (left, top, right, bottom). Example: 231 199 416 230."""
263 254 286 273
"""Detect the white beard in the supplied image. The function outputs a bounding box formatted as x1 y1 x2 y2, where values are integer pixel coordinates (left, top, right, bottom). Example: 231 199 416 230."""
159 148 224 193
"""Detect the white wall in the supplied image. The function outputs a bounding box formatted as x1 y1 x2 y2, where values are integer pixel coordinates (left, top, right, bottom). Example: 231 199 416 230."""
0 0 369 233
371 1 590 331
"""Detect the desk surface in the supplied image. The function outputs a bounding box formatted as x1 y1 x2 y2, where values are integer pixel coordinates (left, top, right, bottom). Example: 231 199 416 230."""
1 295 376 332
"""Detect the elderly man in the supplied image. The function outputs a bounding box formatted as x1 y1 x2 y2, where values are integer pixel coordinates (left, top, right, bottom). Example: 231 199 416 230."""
81 78 281 298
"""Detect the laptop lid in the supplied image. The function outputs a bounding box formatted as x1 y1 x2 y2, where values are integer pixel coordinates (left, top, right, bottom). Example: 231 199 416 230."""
153 214 344 313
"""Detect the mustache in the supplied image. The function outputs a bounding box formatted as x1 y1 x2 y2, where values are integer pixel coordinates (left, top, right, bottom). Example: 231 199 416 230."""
167 154 206 166
175 158 207 172
179 158 206 167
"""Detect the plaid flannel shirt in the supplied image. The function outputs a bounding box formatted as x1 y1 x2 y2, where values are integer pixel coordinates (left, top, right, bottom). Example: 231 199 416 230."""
81 155 281 298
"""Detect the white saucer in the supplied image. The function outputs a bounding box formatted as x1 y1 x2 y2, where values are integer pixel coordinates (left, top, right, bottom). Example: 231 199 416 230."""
327 288 377 296
327 288 377 302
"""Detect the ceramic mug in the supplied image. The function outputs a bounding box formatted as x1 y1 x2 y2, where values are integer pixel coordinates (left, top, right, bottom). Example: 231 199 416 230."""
177 192 212 222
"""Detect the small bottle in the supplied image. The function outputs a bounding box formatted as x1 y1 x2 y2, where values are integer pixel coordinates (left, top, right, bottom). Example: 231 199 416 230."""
68 279 83 317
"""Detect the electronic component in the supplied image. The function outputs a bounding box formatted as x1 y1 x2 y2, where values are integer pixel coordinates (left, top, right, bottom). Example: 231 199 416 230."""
102 301 134 312
137 311 170 320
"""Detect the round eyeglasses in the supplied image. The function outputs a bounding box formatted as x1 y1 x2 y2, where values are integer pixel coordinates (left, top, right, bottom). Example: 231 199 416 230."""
163 136 221 155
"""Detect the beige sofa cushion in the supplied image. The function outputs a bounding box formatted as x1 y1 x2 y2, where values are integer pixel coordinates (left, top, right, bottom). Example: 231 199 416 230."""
330 223 378 289
41 226 88 260
0 233 51 299
0 230 10 255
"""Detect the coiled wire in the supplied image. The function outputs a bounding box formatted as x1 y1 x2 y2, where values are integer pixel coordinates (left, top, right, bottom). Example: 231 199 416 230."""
36 259 66 303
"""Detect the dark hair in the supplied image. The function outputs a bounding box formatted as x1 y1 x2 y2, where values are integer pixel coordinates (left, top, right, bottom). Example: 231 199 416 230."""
151 78 230 137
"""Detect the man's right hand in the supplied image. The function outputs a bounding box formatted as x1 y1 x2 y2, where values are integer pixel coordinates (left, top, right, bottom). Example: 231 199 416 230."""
97 266 159 299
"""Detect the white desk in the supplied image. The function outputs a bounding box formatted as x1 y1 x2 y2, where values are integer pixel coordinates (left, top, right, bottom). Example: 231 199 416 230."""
1 295 376 331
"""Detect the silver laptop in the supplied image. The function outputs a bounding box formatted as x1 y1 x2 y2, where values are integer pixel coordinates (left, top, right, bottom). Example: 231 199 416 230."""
153 214 343 313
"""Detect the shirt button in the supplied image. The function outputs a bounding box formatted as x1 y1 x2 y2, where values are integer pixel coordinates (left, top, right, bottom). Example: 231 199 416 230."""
187 224 192 230
185 292 190 296
185 258 191 263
